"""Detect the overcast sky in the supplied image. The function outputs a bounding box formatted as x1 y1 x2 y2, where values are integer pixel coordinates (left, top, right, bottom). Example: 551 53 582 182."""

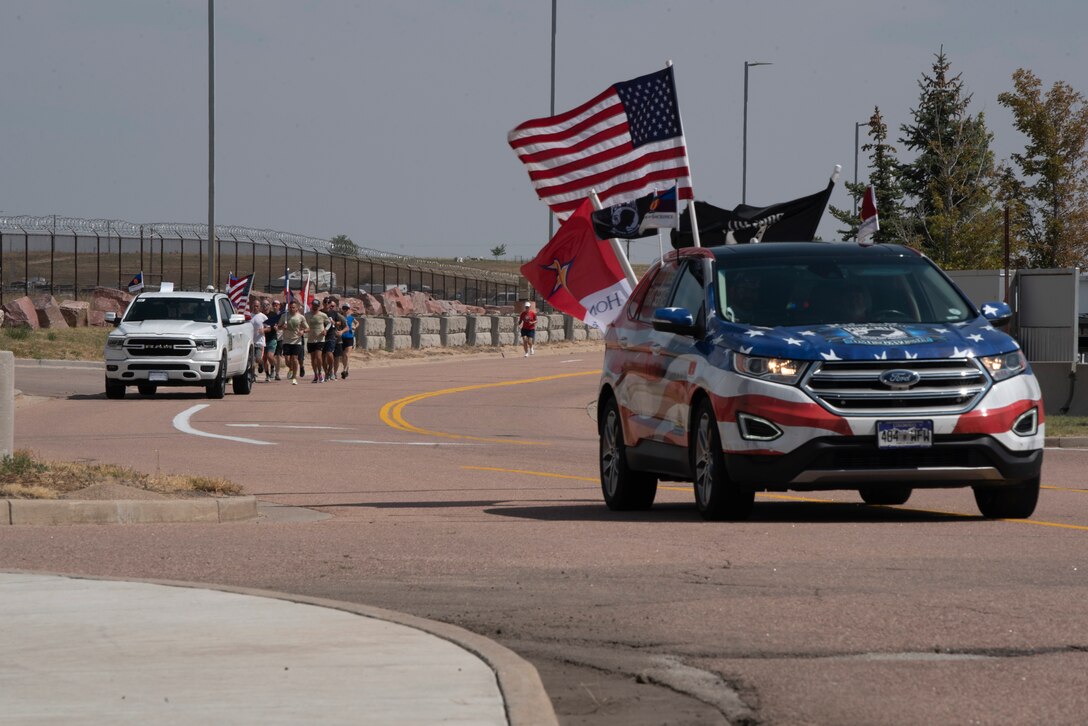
2 0 1086 264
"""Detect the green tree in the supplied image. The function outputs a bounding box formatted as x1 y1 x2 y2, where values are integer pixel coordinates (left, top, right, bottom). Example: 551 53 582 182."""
490 244 507 259
829 107 906 243
997 68 1088 268
329 234 358 256
897 48 1003 269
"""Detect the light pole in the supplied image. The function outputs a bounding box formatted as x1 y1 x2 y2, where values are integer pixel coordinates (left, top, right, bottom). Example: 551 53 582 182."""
742 61 771 204
853 121 865 217
207 0 216 291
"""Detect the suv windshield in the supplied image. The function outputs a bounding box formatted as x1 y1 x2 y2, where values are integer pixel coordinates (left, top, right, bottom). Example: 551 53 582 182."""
125 297 217 323
716 253 974 327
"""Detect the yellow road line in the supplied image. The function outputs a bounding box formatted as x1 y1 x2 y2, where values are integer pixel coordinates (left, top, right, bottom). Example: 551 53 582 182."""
380 370 598 444
468 467 1088 530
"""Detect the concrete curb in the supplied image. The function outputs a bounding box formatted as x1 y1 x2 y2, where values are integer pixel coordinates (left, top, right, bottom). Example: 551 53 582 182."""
1045 436 1088 448
3 570 559 726
13 358 104 369
0 496 257 526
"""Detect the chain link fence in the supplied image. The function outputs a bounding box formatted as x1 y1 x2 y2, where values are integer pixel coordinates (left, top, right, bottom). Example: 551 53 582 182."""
0 215 526 308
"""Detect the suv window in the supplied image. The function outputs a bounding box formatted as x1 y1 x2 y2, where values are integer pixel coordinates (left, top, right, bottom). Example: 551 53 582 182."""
669 260 705 318
637 263 680 323
218 298 235 323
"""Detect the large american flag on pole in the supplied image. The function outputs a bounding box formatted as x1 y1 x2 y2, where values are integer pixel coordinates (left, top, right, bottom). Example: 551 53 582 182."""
508 66 693 221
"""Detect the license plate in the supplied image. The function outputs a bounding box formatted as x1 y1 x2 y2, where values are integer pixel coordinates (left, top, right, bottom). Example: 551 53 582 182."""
876 420 933 449
149 371 168 382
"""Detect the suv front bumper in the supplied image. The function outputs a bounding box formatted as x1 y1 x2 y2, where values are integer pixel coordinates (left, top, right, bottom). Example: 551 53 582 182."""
105 353 223 386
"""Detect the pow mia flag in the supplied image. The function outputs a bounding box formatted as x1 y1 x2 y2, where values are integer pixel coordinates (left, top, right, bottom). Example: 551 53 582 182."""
591 186 679 240
671 175 836 248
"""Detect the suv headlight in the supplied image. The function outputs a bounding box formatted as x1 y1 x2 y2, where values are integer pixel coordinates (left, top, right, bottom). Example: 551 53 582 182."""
106 337 125 349
979 351 1026 382
734 353 807 384
195 338 217 349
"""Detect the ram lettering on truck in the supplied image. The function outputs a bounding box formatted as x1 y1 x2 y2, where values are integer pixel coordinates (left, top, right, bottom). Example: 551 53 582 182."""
104 291 256 400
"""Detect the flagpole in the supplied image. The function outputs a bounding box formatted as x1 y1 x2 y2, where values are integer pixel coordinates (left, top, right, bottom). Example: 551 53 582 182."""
589 190 638 287
667 61 701 249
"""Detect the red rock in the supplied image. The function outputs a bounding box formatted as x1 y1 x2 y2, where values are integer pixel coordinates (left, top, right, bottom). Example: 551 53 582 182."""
88 310 107 327
380 287 414 317
1 296 40 329
32 294 69 329
59 300 90 327
91 287 133 314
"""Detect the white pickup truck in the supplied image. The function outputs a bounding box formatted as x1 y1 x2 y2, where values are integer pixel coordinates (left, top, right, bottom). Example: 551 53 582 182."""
104 291 255 400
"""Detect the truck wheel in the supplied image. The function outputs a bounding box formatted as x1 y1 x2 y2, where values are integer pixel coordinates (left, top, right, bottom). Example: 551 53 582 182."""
206 355 227 399
599 396 657 510
859 486 912 506
137 383 157 397
232 348 254 395
105 377 126 400
692 398 754 521
973 477 1039 519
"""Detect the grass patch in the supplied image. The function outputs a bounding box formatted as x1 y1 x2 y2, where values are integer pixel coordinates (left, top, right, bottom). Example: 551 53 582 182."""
1 326 109 361
0 449 242 500
1044 415 1088 438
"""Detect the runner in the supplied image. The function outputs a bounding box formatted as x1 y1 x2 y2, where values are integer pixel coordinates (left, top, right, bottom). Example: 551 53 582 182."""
280 300 308 385
338 303 358 379
305 298 331 383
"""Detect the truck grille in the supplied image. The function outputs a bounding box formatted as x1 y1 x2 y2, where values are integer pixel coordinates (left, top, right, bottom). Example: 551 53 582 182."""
125 338 194 356
802 359 989 415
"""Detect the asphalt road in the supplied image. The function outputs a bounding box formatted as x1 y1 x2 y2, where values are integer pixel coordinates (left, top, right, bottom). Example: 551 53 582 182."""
6 353 1088 725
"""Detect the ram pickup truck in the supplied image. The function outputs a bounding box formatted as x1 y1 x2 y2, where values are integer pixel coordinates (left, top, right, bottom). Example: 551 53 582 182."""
598 242 1044 521
104 291 256 400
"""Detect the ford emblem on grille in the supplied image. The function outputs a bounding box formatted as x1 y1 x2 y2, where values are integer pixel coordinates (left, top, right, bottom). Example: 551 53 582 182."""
879 369 921 390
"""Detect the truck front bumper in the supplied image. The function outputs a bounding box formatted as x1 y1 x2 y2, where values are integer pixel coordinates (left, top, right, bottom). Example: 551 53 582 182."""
104 355 223 386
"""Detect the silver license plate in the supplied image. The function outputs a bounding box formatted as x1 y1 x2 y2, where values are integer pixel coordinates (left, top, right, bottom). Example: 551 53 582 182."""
149 371 169 382
876 420 933 449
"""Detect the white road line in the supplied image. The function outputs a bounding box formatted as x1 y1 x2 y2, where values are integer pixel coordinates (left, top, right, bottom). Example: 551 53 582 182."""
330 439 483 446
560 359 584 364
226 424 351 430
173 405 274 446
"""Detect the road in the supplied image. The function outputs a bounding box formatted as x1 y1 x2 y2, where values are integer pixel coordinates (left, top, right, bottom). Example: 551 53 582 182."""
5 353 1088 725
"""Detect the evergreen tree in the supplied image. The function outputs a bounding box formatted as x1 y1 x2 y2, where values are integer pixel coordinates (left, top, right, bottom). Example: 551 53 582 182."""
829 107 905 242
897 48 1003 269
328 234 358 256
997 68 1088 268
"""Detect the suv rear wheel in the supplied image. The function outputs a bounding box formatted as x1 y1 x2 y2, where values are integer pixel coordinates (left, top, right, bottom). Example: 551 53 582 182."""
599 396 657 510
693 399 754 521
973 477 1039 519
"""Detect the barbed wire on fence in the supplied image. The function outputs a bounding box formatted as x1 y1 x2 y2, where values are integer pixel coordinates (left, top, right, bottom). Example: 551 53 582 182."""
0 214 519 284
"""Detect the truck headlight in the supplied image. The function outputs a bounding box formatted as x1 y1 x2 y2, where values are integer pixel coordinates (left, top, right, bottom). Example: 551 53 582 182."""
734 353 807 385
106 337 125 349
979 351 1026 382
195 338 217 349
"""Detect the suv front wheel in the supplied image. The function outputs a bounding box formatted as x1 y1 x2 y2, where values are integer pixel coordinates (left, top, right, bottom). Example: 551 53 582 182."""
693 399 755 521
599 396 657 510
973 477 1039 519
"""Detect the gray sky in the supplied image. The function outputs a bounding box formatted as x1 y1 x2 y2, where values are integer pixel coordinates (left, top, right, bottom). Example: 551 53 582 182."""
2 0 1086 264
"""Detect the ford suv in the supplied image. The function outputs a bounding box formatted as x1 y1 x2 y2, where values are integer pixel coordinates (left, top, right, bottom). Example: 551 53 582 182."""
597 243 1044 520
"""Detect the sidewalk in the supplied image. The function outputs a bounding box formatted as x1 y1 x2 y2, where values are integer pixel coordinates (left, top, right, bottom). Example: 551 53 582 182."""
0 571 557 726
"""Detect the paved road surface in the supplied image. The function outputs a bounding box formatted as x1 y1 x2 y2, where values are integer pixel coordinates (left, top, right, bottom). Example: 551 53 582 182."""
6 352 1088 724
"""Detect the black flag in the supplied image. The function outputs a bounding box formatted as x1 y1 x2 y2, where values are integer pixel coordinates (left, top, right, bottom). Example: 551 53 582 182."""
591 186 679 240
671 176 835 248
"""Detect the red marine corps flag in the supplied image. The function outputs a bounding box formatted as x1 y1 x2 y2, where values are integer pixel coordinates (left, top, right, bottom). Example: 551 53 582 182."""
521 199 632 331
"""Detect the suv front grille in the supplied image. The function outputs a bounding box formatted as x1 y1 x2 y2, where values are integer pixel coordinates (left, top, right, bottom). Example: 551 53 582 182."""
802 359 989 415
125 338 194 356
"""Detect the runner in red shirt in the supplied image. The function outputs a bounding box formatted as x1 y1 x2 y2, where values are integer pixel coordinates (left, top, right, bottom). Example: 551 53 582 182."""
518 301 537 357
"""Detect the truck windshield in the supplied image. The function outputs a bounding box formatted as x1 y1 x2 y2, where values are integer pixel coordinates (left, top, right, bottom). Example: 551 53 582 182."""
125 298 217 323
716 254 974 327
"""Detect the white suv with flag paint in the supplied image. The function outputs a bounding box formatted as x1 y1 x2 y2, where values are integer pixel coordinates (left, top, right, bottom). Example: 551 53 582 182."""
104 291 255 400
597 242 1044 521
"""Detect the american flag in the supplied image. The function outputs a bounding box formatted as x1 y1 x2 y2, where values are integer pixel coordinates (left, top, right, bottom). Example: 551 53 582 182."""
227 272 253 314
508 66 693 221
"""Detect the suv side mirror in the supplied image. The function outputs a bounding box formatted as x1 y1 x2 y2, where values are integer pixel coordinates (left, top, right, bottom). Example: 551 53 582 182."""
652 307 698 335
104 312 120 327
980 301 1012 327
227 313 246 325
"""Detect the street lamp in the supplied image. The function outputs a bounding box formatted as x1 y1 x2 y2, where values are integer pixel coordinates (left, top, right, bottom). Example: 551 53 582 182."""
853 121 865 216
742 60 772 204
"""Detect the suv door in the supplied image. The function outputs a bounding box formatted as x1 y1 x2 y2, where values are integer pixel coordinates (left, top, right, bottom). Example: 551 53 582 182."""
218 297 244 369
643 258 707 447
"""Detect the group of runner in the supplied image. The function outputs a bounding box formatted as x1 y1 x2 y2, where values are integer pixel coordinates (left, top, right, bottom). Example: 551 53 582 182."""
248 296 358 385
